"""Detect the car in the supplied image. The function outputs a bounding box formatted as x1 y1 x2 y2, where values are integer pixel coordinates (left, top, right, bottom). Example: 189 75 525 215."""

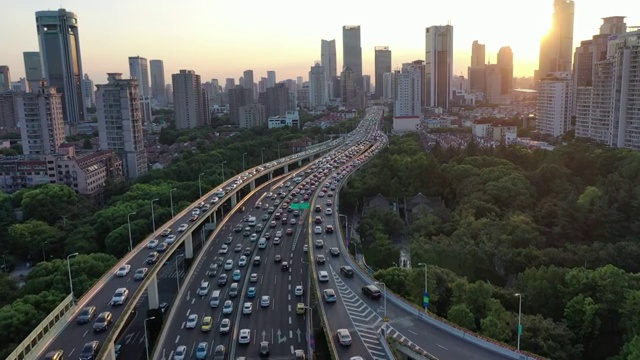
270 220 277 228
326 200 332 206
115 264 131 277
134 267 148 281
315 239 324 248
340 265 354 278
303 244 309 252
161 228 172 237
203 204 211 211
290 218 297 225
201 316 213 332
250 273 259 282
160 302 169 313
173 345 187 360
275 230 282 237
232 269 241 281
286 228 293 236
337 329 352 346
219 244 229 254
238 255 247 267
192 208 200 215
189 214 199 222
315 216 322 224
210 196 219 204
324 289 337 303
147 239 159 248
349 357 365 360
318 270 329 282
156 242 168 253
146 252 159 264
197 281 210 296
295 285 304 296
243 302 253 314
93 311 112 332
260 295 271 307
314 226 322 234
224 235 233 244
195 342 208 360
264 232 272 239
165 234 177 244
318 191 325 198
224 259 234 270
110 288 129 305
261 213 269 221
223 300 234 315
218 273 228 286
315 205 322 213
259 341 270 358
213 344 226 360
79 340 100 360
243 247 252 256
325 207 333 215
281 262 289 271
239 329 251 344
250 233 258 241
362 284 383 299
247 286 257 298
316 254 326 264
219 318 231 334
76 306 97 324
42 351 64 360
234 244 242 252
296 302 306 315
325 225 334 233
330 247 341 256
274 254 282 263
273 237 281 245
178 224 188 232
185 314 198 329
234 224 243 233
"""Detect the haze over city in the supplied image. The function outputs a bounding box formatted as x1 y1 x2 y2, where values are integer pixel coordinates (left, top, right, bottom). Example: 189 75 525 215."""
1 0 636 83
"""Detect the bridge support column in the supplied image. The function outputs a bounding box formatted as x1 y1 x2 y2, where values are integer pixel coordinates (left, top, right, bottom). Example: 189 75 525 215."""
211 212 216 225
298 160 302 167
269 171 273 180
147 274 159 310
184 232 194 259
284 164 288 173
250 180 256 191
103 341 117 360
230 193 237 208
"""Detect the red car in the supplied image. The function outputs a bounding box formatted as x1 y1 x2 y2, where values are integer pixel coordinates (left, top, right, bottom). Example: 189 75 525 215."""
286 228 293 236
189 215 199 222
315 217 322 224
325 225 334 234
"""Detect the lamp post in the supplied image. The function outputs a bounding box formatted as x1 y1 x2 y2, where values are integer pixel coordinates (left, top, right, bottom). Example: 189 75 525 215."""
516 293 523 351
42 241 48 261
169 188 177 218
376 281 387 322
339 214 348 246
144 316 156 360
151 198 159 232
198 172 205 198
418 262 428 313
67 253 79 304
128 212 137 252
221 161 227 182
175 254 185 289
261 148 265 164
242 152 247 172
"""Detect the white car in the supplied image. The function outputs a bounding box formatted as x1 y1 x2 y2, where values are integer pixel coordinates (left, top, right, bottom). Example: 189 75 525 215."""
173 345 187 360
192 208 200 215
185 314 198 329
275 230 282 237
219 318 231 334
243 302 253 314
178 224 188 232
250 273 258 283
116 264 131 277
250 234 258 242
337 329 352 346
295 285 303 296
110 287 129 305
197 281 210 296
325 208 333 215
318 271 329 282
210 196 219 204
146 239 158 249
314 226 322 234
303 244 308 253
239 329 251 344
260 296 270 308
223 300 234 315
238 256 247 267
165 234 177 244
219 244 229 255
224 259 234 270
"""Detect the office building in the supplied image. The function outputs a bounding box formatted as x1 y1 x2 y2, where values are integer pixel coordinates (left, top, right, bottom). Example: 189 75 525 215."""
374 46 392 99
17 82 65 155
11 79 27 92
228 86 252 124
0 66 11 93
238 103 266 128
343 26 363 82
309 62 328 109
538 0 575 80
149 59 165 105
468 40 486 94
243 70 254 101
81 74 95 108
382 72 394 100
321 40 337 80
172 70 207 129
164 84 172 104
395 62 423 117
268 111 300 129
297 85 310 109
363 75 371 95
128 56 152 124
497 46 514 97
267 71 276 88
537 72 572 137
296 77 304 87
258 77 267 94
341 67 360 109
425 25 454 109
96 73 147 179
0 92 18 132
484 64 501 104
260 83 291 117
23 52 44 92
35 9 85 124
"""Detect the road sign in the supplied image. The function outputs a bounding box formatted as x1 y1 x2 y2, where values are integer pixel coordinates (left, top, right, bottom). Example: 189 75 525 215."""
423 292 430 308
290 203 310 210
518 324 523 335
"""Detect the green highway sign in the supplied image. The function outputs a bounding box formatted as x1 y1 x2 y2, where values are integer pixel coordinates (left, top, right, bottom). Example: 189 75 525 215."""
290 203 310 210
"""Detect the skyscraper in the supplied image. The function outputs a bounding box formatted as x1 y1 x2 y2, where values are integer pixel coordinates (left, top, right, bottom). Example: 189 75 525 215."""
497 46 514 96
172 70 207 129
321 40 337 80
81 74 95 108
308 62 328 109
96 73 148 179
149 60 165 104
382 72 394 100
538 0 575 79
0 66 10 93
395 63 422 117
267 71 276 88
17 82 65 155
425 25 454 109
341 67 358 109
23 52 44 92
537 72 572 137
228 86 252 124
243 70 254 101
374 46 392 99
342 26 363 81
129 56 152 124
36 9 85 124
471 40 485 67
468 40 486 94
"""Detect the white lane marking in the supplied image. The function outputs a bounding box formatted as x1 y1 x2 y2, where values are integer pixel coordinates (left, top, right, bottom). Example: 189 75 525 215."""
190 341 196 357
82 330 88 337
191 298 195 304
69 348 76 356
289 316 292 325
289 330 293 339
288 304 291 312
437 344 449 350
181 322 185 329
186 309 191 316
408 329 418 335
175 335 180 344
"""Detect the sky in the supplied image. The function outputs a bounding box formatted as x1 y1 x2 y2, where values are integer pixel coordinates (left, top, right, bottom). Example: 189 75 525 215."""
1 0 637 86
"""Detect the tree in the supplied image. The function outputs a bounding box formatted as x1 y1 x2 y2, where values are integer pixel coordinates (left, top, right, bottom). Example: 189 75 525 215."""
564 294 600 345
0 273 18 307
480 299 513 343
20 185 81 224
82 138 93 149
6 220 63 261
447 304 476 330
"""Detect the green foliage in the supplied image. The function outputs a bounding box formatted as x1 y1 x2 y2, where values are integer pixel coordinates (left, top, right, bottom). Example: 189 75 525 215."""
6 220 63 261
20 184 82 225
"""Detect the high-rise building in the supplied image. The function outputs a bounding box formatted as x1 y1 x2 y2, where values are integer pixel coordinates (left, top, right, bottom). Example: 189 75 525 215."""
363 75 371 95
308 62 328 109
497 46 514 96
96 73 147 179
341 67 359 109
172 70 207 129
538 0 575 80
149 60 165 104
260 83 291 117
321 40 337 80
537 72 572 137
267 71 276 88
128 56 152 124
81 74 95 108
238 104 266 128
395 63 422 117
243 70 254 101
425 25 453 109
0 92 18 131
343 26 363 82
17 82 65 155
11 79 28 92
23 52 44 92
296 77 303 87
164 84 173 105
0 66 10 93
36 9 85 124
382 72 394 100
258 77 267 94
374 46 392 99
228 86 252 124
471 40 485 67
468 41 486 94
484 64 501 104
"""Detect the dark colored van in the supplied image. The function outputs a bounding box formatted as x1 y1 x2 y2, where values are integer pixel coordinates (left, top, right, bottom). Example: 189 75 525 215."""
362 285 382 299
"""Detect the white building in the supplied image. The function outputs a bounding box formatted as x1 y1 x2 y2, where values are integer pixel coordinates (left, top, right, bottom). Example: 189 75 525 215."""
268 111 300 129
239 104 266 128
308 63 328 109
128 56 152 124
392 116 421 133
96 73 148 180
382 72 394 100
536 72 572 137
17 82 65 155
81 74 95 108
395 63 422 117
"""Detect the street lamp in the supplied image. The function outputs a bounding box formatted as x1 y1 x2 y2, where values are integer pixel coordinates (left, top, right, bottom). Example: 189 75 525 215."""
144 316 156 360
67 253 79 304
42 241 48 261
516 293 523 351
127 212 137 252
418 262 428 313
375 281 388 322
169 188 177 218
242 152 248 172
175 254 185 289
151 198 159 232
198 172 205 198
221 161 227 182
338 214 348 245
261 147 265 164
